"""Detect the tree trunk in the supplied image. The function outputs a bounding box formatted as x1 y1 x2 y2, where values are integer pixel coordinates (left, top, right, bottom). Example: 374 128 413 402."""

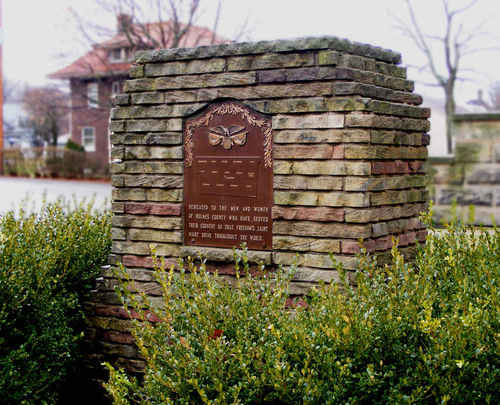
444 83 455 155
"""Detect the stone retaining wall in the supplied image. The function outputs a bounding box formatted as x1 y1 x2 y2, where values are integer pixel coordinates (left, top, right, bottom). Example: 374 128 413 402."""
432 113 500 226
87 37 430 372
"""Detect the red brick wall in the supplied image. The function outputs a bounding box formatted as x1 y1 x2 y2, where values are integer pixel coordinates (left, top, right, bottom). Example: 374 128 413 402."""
70 76 126 173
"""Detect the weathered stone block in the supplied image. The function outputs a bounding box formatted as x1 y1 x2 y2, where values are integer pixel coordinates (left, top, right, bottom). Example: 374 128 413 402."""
227 53 315 71
155 72 256 89
272 235 341 253
273 113 345 129
274 175 343 191
146 189 183 202
145 58 225 76
112 215 182 230
128 229 182 243
131 92 164 104
124 203 182 216
273 144 344 159
121 161 184 175
273 221 371 239
272 206 344 222
112 241 180 256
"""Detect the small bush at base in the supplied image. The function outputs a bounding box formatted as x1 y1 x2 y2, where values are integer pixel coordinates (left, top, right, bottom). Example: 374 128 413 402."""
0 200 111 404
106 213 499 404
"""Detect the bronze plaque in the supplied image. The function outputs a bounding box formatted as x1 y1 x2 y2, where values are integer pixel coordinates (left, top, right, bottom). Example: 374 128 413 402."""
184 101 273 250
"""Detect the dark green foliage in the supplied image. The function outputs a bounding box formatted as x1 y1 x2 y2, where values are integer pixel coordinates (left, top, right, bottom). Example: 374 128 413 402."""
106 212 499 404
0 200 111 404
66 139 86 152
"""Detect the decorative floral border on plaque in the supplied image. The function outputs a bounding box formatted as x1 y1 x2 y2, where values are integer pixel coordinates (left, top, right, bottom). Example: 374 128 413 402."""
185 102 272 168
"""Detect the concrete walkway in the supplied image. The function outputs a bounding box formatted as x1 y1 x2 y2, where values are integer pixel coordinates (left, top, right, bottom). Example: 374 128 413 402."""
0 176 111 215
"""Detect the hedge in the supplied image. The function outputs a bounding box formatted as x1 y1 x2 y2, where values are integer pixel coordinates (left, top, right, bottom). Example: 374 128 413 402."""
106 210 499 404
0 200 111 404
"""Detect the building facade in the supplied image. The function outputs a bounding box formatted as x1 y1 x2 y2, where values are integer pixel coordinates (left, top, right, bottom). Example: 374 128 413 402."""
49 15 225 172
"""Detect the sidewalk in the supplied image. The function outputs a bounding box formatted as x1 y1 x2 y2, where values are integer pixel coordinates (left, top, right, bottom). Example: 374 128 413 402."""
0 176 111 214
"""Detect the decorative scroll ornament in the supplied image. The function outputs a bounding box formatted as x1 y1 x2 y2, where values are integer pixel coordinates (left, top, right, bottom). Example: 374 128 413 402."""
185 102 272 168
208 125 247 150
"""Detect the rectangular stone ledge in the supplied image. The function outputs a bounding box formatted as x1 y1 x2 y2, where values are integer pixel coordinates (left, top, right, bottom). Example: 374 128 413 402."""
274 160 371 176
273 220 372 239
291 267 341 283
273 251 358 270
112 188 183 203
145 58 226 77
336 68 414 92
124 146 183 160
272 235 341 253
274 190 370 208
370 189 428 206
370 131 427 146
112 215 182 230
344 175 427 192
135 36 401 65
116 133 182 146
372 160 425 175
250 97 370 115
371 217 425 238
273 175 343 191
112 103 207 119
116 161 184 175
123 202 182 216
345 112 430 132
227 52 316 72
113 175 183 189
112 241 181 257
125 118 182 132
128 229 182 243
130 92 164 104
274 144 344 159
333 82 421 105
272 112 345 129
161 83 334 104
344 203 427 223
273 129 370 144
180 245 272 265
272 206 345 222
344 145 428 160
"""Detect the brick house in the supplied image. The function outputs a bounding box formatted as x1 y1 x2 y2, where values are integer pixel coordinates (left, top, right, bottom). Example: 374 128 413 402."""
49 15 226 172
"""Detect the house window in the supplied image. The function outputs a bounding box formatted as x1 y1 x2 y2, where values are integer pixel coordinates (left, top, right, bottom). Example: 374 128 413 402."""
87 82 98 108
112 81 121 96
82 127 96 152
109 48 123 62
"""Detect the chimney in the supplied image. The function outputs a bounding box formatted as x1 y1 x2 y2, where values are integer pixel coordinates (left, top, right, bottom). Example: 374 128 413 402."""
117 14 132 33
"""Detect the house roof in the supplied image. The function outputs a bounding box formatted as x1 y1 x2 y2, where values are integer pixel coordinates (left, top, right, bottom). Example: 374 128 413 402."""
49 19 228 80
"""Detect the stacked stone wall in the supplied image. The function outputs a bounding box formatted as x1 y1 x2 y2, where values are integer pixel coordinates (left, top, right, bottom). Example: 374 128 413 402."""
432 113 500 225
87 37 430 371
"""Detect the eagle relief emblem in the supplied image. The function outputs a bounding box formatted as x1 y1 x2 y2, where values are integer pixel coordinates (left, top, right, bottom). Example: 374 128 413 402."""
208 125 247 150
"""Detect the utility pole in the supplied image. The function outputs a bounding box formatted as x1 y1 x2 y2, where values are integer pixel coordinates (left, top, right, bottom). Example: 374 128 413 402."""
0 0 3 175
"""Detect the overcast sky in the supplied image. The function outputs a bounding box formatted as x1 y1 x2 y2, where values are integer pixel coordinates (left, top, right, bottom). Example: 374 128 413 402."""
4 0 500 105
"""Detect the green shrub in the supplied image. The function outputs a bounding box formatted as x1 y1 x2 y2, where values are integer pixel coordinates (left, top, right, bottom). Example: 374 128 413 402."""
0 200 111 404
106 212 499 404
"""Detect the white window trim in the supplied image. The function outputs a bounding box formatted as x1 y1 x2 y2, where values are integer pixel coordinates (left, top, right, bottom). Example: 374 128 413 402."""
109 47 129 63
82 127 96 152
87 82 98 109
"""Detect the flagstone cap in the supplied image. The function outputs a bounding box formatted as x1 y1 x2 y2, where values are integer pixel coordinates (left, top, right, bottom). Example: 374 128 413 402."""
136 36 402 65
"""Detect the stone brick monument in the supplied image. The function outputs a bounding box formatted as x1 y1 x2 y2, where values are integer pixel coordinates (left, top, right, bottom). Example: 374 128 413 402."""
89 36 430 371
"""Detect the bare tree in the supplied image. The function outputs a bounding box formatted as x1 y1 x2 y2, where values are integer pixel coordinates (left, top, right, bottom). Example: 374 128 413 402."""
487 81 500 111
21 86 69 147
71 0 249 59
394 0 498 154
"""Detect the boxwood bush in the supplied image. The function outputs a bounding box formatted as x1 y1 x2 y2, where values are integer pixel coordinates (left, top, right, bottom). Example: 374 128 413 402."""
106 211 499 404
0 200 111 404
